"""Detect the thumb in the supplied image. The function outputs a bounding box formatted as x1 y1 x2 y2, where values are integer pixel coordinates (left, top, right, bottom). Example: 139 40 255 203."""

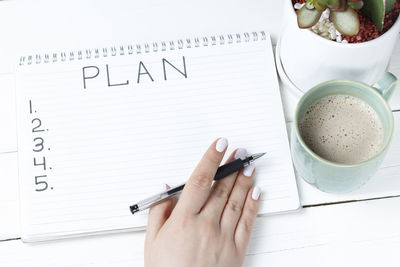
146 184 174 241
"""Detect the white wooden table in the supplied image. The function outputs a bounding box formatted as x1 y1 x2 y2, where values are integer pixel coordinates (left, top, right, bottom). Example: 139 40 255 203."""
1 0 400 266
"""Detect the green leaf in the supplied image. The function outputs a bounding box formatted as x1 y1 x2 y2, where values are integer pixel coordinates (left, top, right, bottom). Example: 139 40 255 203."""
315 0 328 11
348 1 364 9
331 0 347 11
385 0 396 14
362 0 396 32
330 7 360 35
362 0 385 31
297 5 323 28
328 0 340 9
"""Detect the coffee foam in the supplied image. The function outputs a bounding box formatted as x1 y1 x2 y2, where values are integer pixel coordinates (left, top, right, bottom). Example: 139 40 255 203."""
299 95 384 164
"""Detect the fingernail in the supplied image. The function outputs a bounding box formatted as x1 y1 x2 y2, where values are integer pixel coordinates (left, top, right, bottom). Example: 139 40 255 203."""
216 137 228 152
243 164 255 177
252 186 261 200
234 148 247 160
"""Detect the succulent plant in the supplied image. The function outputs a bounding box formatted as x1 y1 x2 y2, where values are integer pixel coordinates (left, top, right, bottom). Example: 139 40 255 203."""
362 0 397 31
297 0 398 37
297 0 362 36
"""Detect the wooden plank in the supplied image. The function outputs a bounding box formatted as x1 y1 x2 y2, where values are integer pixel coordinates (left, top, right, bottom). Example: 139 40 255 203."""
388 35 400 111
0 153 20 240
0 0 284 60
2 197 400 266
0 74 17 153
246 197 400 267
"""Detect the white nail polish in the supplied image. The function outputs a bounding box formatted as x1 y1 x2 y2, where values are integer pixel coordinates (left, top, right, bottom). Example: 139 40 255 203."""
234 148 247 160
216 137 228 152
252 186 261 200
243 164 255 177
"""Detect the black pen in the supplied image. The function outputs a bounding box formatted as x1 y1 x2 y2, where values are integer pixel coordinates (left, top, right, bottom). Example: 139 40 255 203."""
129 152 266 214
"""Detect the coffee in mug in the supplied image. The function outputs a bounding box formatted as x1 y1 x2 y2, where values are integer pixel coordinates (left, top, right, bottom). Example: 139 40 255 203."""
299 94 384 164
290 72 397 193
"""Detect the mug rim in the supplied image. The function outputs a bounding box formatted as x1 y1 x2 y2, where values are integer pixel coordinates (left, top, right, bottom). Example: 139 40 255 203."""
294 79 394 168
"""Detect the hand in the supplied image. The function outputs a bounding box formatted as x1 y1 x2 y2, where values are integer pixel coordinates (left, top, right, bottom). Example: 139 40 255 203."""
145 138 261 267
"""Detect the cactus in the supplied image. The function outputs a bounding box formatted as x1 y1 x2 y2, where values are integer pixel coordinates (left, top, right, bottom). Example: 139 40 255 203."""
362 0 397 31
297 0 362 35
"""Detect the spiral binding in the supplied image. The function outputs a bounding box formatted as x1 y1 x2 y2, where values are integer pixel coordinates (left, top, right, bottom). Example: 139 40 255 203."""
19 31 267 66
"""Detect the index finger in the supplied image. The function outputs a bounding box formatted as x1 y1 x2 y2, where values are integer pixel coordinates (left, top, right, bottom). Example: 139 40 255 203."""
175 138 228 215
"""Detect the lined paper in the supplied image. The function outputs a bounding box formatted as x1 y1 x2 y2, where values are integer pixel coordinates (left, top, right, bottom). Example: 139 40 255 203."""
16 33 299 241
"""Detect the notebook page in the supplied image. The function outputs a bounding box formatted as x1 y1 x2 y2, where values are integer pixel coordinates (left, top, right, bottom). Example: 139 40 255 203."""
16 33 299 241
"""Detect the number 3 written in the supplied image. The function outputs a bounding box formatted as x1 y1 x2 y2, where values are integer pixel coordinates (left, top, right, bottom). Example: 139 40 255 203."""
33 137 44 152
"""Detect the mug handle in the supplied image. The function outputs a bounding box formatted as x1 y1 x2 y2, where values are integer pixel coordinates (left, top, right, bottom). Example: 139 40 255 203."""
372 72 398 101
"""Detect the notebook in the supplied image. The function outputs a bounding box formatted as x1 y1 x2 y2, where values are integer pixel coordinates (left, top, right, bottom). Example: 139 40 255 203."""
15 31 300 242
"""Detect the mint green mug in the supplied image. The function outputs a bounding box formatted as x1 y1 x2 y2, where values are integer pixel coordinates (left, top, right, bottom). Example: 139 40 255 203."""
291 72 397 193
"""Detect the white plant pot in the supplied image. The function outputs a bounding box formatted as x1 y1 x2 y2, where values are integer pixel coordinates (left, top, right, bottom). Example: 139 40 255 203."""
279 0 400 92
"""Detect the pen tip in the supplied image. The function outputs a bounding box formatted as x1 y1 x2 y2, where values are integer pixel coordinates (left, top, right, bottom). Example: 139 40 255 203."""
251 152 266 161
